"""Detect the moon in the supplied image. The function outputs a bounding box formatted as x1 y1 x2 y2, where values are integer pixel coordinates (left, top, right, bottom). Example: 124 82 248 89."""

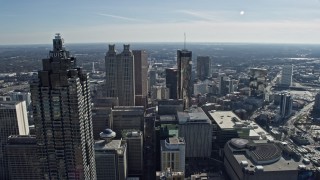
240 11 245 15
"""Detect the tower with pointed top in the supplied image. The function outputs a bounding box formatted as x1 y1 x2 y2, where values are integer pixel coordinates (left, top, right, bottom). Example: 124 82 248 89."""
177 49 192 109
30 34 96 179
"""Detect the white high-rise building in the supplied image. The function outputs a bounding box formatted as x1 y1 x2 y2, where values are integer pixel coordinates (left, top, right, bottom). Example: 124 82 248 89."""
281 65 293 87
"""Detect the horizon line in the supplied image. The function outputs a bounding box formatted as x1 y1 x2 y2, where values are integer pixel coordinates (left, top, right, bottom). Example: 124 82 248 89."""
1 41 320 46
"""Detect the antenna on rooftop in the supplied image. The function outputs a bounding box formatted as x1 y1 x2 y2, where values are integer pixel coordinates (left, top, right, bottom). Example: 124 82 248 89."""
184 32 186 50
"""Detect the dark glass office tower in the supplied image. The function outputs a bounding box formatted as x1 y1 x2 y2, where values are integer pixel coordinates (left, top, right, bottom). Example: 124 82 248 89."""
30 34 96 180
196 56 210 81
177 50 192 109
165 68 178 99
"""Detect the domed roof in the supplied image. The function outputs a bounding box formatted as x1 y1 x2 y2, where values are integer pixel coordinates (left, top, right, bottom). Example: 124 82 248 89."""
100 129 116 138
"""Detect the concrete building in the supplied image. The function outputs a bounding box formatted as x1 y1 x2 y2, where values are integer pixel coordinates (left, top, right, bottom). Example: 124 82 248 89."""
177 49 192 109
196 56 210 81
224 138 315 180
158 99 184 115
219 75 233 96
0 101 29 180
149 69 157 92
178 108 212 158
6 135 41 180
92 97 118 140
156 168 184 180
161 137 185 172
133 50 148 106
281 65 293 87
122 130 143 178
209 111 274 152
194 81 208 95
105 44 135 106
280 92 293 118
95 129 127 180
249 68 267 97
30 34 96 179
111 106 145 137
151 86 169 100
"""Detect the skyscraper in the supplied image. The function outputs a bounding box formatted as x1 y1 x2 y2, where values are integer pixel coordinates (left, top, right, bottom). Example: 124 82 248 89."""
196 56 210 81
177 50 192 109
281 65 293 87
30 34 96 179
280 92 293 118
165 68 178 99
105 45 135 106
133 50 148 105
0 101 29 180
122 130 143 178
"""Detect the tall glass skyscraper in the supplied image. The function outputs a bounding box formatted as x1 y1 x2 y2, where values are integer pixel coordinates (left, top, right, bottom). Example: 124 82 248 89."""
177 49 192 109
30 34 96 179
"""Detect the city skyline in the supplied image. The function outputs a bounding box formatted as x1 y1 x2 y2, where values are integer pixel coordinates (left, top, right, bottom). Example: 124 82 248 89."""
1 0 320 45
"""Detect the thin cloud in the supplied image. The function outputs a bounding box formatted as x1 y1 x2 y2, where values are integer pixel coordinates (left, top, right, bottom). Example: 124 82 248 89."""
177 10 218 22
95 13 146 22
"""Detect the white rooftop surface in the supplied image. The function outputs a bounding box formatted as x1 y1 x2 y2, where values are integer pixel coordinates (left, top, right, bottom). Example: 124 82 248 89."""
209 111 242 129
234 154 312 172
209 111 274 140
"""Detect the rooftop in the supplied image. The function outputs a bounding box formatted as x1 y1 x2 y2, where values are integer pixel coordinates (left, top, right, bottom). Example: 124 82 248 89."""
209 111 241 129
226 139 314 172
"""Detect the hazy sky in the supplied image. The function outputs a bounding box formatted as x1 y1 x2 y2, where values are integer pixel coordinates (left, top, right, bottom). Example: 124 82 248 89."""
1 0 320 44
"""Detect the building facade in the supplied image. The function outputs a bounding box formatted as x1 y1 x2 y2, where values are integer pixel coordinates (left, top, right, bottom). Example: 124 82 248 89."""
133 50 148 105
6 135 41 180
123 130 143 178
196 56 210 81
0 101 29 180
111 106 145 137
105 45 135 106
160 137 185 172
95 129 127 180
177 50 192 109
178 109 212 158
224 138 315 180
166 68 178 99
280 92 293 118
281 65 293 87
30 34 96 179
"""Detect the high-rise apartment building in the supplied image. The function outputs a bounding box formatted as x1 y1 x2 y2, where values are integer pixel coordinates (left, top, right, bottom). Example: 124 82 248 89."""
177 50 192 109
0 101 29 180
196 56 210 81
133 50 148 104
6 135 41 180
281 65 293 87
165 68 178 99
105 45 135 106
30 34 96 179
